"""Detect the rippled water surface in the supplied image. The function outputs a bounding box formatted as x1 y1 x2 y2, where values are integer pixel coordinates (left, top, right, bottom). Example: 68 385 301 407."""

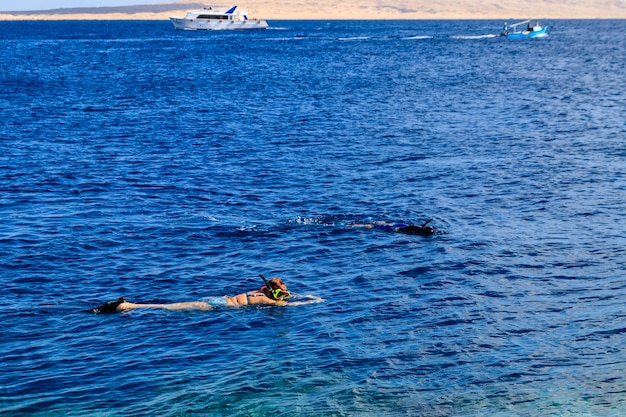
1 19 626 416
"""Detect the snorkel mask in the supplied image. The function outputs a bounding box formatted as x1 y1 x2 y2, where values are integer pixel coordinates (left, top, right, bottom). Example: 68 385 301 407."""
260 274 291 301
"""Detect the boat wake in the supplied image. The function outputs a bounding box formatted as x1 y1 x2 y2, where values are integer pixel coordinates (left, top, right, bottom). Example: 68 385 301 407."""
450 34 497 39
403 35 433 40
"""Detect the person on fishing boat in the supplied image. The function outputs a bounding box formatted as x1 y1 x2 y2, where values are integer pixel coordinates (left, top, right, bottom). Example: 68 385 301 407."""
502 22 509 35
349 218 438 235
91 276 324 314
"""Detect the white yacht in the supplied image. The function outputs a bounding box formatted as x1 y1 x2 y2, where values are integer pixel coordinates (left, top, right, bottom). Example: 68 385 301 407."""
170 5 269 30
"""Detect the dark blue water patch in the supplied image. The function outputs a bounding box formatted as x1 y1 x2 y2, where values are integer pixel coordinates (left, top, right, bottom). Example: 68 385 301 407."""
2 18 626 416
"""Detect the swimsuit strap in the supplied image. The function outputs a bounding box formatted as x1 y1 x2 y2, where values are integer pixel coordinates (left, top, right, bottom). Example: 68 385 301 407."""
247 292 266 298
246 291 268 304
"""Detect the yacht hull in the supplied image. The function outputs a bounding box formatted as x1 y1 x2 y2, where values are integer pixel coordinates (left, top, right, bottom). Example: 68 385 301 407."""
170 17 268 30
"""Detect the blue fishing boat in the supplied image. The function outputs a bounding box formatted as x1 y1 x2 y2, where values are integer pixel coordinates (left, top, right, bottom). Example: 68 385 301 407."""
501 20 548 38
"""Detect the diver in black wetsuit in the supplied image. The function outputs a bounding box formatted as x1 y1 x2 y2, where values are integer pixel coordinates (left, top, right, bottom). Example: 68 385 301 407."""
349 218 438 235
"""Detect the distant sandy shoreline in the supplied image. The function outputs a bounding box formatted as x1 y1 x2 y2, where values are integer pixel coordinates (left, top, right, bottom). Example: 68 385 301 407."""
1 13 624 21
1 1 624 21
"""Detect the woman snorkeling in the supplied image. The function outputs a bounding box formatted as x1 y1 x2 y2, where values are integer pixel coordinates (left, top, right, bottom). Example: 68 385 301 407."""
91 276 324 314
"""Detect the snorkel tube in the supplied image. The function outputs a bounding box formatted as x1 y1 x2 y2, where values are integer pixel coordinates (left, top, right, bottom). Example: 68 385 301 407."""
260 274 290 301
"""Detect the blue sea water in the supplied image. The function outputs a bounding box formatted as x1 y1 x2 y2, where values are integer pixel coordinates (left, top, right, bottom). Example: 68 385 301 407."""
1 18 625 416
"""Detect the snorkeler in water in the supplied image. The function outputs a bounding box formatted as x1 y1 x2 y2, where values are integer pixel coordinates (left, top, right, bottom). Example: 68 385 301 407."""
91 276 325 314
348 218 438 236
293 215 440 235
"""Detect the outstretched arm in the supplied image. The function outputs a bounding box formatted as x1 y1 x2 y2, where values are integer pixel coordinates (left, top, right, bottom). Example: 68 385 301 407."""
287 295 325 306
